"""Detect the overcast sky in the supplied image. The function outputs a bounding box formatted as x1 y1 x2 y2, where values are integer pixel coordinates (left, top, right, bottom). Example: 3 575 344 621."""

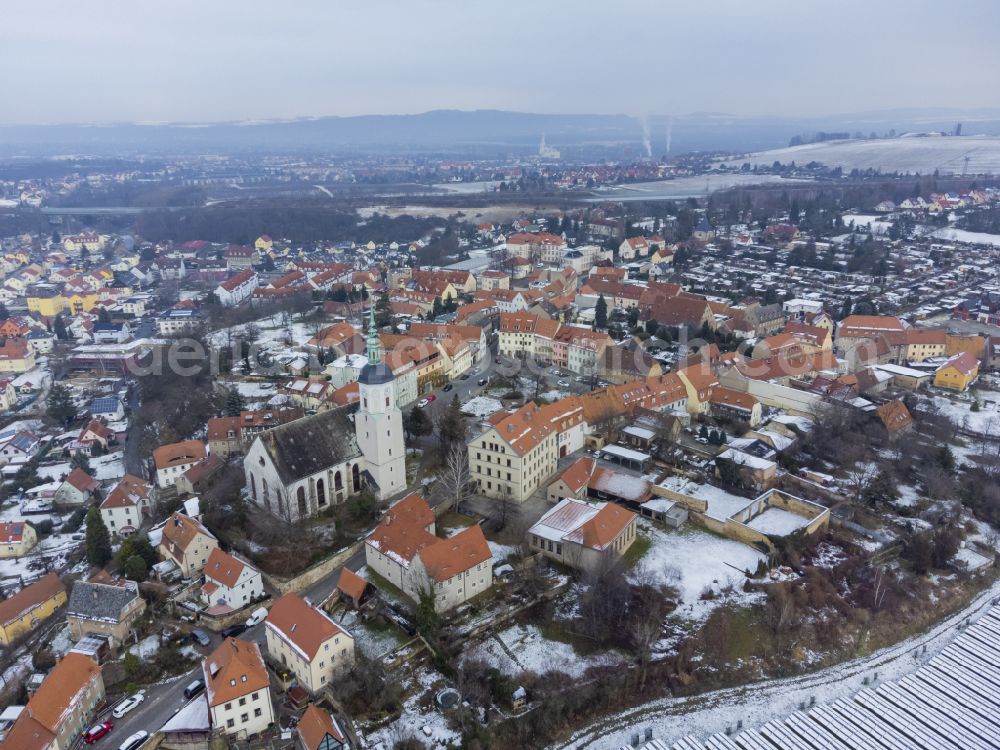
3 0 999 124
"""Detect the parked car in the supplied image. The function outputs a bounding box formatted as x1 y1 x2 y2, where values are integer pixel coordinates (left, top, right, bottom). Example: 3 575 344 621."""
477 378 488 386
112 691 145 718
245 606 268 628
118 730 149 750
417 398 429 408
557 380 569 387
161 626 187 646
443 383 453 392
574 376 584 382
190 628 211 647
84 722 114 744
426 394 437 402
460 373 470 380
183 678 205 700
221 623 247 638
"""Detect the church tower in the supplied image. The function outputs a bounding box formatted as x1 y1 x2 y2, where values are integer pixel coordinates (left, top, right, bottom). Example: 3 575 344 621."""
355 304 406 500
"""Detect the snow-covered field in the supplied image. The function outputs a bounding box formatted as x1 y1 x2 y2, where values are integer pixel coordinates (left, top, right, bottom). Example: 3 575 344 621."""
629 521 766 621
933 390 1000 435
842 214 892 235
931 227 1000 248
90 451 126 481
463 623 625 678
720 136 1000 175
558 578 1000 749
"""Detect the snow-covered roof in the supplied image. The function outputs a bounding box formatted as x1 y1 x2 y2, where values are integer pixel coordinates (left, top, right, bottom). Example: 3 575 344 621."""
161 694 210 732
598 444 650 463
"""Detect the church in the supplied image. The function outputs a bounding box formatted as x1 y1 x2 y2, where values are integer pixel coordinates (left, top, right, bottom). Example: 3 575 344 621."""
244 307 407 522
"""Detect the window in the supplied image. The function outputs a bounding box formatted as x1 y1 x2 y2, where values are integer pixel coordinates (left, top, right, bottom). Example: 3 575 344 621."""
241 713 248 723
225 702 232 711
252 692 259 701
254 708 262 718
239 697 246 706
227 719 235 729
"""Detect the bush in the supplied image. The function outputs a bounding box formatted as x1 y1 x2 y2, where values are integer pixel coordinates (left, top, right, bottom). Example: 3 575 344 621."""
62 508 87 534
32 519 54 537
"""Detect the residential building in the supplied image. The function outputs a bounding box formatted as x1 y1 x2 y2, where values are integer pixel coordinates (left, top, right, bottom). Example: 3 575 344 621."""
203 638 275 738
66 580 146 652
264 593 355 693
527 498 637 572
0 338 36 373
0 521 37 558
934 351 980 391
216 269 259 306
201 548 264 612
153 439 208 489
364 493 493 612
157 306 204 335
53 468 100 508
0 572 67 646
99 474 154 537
708 387 763 427
297 704 351 750
0 652 104 750
158 511 219 577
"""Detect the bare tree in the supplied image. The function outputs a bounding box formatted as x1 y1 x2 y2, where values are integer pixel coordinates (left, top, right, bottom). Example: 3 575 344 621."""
493 485 517 531
439 443 472 514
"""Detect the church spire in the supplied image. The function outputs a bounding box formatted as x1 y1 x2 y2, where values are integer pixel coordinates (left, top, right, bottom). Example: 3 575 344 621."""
366 301 381 367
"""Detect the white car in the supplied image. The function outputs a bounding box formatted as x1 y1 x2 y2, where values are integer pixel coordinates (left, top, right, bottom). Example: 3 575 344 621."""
417 398 430 408
113 691 145 718
574 376 584 382
245 606 269 628
557 380 569 387
118 730 150 750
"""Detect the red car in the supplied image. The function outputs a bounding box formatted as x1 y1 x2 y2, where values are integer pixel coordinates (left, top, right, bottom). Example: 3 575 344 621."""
83 721 114 744
426 394 437 402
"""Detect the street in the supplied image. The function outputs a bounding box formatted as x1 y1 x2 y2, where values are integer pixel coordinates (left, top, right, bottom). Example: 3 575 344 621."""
99 666 199 744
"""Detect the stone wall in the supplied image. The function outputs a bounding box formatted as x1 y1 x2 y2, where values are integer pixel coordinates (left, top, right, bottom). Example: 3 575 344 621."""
263 540 364 596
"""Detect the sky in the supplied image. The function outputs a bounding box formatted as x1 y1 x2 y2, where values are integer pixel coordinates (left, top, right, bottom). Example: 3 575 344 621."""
2 0 999 124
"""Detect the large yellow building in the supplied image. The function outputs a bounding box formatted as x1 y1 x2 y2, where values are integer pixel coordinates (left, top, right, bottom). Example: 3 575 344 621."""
934 351 979 392
0 572 67 645
26 288 68 317
67 292 100 314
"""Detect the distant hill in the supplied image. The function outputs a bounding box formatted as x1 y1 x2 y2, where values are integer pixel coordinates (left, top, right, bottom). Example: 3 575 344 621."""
719 135 1000 175
2 108 1000 158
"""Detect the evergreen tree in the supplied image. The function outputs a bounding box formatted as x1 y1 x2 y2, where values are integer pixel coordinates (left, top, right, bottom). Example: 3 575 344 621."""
436 395 467 448
936 446 956 475
225 387 246 417
97 308 112 324
404 407 432 440
594 294 608 330
839 297 853 320
85 507 112 568
698 424 709 440
46 383 76 426
0 303 8 321
123 555 148 582
53 315 69 340
71 451 93 475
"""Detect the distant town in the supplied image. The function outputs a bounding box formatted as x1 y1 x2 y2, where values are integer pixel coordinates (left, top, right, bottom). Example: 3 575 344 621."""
0 139 998 750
